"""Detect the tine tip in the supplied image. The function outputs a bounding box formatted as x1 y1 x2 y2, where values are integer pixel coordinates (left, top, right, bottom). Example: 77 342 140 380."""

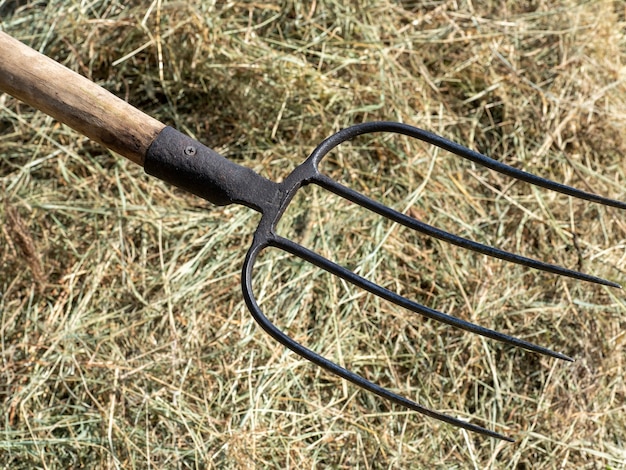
474 427 515 442
604 279 622 289
546 349 574 362
583 275 621 289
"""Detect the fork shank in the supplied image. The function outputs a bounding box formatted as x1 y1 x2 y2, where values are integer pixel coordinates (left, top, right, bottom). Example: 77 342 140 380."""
144 126 280 212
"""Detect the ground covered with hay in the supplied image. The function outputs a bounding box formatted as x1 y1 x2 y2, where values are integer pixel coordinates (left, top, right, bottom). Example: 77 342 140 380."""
1 1 625 468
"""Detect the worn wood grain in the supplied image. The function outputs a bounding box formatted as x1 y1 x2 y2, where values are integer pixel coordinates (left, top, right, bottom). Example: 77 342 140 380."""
0 31 165 166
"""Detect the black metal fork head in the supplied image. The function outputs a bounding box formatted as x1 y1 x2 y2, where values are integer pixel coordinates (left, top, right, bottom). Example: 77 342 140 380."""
145 121 624 441
240 122 625 442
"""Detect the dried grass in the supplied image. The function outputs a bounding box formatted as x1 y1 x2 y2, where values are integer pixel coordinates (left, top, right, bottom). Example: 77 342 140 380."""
1 0 626 468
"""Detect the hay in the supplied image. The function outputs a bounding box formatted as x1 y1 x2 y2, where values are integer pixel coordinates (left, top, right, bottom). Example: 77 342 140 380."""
1 0 625 467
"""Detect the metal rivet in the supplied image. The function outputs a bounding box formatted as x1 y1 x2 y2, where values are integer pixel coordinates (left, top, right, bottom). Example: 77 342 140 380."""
184 146 196 156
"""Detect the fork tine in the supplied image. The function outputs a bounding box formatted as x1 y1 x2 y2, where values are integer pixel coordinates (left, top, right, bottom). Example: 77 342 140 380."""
308 121 626 210
272 236 572 361
314 174 621 289
242 241 515 442
406 125 626 210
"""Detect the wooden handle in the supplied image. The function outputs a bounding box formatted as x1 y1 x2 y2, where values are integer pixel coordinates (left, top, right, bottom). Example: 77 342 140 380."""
0 31 165 166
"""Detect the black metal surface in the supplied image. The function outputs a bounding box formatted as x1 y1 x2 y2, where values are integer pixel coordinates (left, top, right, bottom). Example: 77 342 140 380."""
145 126 280 211
144 121 625 442
314 173 621 288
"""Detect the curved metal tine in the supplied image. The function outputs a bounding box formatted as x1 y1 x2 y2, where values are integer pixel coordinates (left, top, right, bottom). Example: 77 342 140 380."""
242 241 515 442
306 121 623 289
273 235 571 361
308 121 626 210
314 174 621 289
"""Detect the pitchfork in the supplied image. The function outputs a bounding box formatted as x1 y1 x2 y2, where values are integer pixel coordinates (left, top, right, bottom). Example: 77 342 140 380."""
1 31 623 441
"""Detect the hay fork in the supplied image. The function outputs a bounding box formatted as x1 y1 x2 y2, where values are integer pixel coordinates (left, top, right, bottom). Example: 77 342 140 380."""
1 31 623 441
